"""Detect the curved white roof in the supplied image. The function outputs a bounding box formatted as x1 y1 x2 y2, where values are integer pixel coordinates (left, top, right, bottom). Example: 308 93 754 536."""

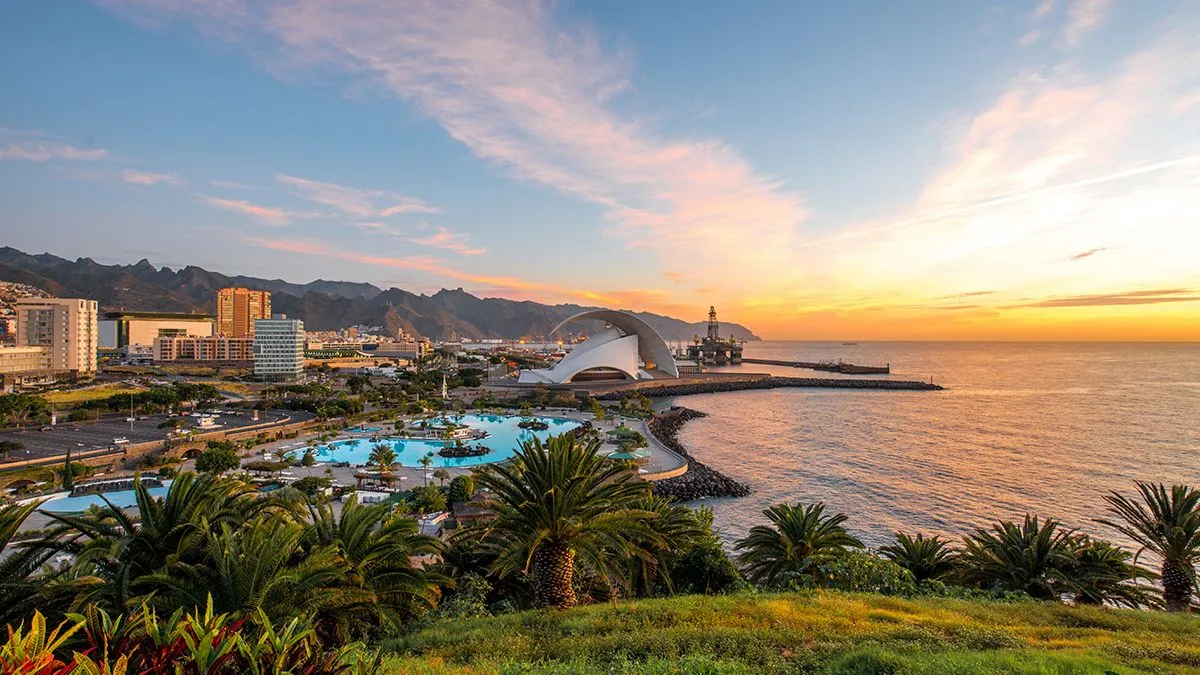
552 310 679 379
517 309 679 384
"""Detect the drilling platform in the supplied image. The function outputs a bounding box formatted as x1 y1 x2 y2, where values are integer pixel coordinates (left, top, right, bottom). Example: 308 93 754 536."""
685 306 744 365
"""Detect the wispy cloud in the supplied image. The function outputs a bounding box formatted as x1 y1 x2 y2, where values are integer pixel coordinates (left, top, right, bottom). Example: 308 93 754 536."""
936 290 995 299
1014 289 1200 308
409 225 486 256
121 169 185 186
275 173 440 218
99 0 807 282
244 234 546 294
199 194 295 226
1063 0 1109 46
1069 247 1108 260
240 233 686 311
210 179 253 190
0 138 107 161
1020 0 1109 47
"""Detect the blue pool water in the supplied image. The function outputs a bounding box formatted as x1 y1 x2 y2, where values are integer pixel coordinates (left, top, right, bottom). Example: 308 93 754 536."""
40 482 172 513
305 414 580 468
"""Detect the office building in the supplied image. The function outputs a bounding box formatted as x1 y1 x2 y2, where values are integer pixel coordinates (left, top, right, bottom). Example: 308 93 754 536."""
99 311 215 353
0 346 54 391
253 315 304 381
153 335 254 366
216 287 272 337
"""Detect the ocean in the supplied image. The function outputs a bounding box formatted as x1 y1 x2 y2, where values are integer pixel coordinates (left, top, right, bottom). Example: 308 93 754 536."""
663 341 1200 548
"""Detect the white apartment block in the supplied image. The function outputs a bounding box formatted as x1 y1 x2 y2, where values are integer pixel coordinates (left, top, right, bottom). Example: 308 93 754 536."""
13 297 98 375
253 316 305 382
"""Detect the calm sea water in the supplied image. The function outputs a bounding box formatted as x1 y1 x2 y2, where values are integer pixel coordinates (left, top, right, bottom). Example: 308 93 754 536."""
666 341 1200 548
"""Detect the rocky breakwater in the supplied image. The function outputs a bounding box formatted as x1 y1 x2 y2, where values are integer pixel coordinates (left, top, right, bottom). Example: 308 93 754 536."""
648 407 750 501
599 375 942 400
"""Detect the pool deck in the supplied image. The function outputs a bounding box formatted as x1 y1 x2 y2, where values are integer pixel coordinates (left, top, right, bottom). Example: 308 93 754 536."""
262 409 688 489
13 408 688 532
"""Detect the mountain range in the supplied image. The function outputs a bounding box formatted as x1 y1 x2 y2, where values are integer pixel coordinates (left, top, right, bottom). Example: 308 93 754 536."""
0 247 760 342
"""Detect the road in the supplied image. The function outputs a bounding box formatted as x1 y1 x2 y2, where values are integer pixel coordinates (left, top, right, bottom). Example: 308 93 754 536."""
0 409 314 466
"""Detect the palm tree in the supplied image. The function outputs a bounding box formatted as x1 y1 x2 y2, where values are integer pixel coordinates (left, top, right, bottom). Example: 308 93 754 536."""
1065 535 1157 608
472 433 656 608
147 517 359 624
305 497 444 636
43 472 281 612
959 515 1075 600
0 502 78 627
1099 482 1200 611
624 495 709 597
879 532 958 582
368 443 397 477
419 455 433 487
432 468 451 487
734 503 863 588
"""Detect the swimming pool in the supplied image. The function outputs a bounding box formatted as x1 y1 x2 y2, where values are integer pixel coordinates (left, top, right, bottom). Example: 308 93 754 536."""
303 414 580 468
39 481 172 513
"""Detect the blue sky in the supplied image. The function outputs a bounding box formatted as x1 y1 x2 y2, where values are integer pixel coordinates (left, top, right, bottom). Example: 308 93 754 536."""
1 1 1198 339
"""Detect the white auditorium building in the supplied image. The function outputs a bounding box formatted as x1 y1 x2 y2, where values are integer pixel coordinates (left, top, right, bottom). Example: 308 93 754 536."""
517 310 680 385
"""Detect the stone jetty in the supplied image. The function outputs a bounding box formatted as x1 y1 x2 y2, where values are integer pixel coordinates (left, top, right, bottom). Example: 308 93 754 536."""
647 407 750 502
598 375 941 400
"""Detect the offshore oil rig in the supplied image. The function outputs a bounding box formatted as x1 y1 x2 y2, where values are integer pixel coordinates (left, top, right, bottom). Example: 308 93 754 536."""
685 306 743 365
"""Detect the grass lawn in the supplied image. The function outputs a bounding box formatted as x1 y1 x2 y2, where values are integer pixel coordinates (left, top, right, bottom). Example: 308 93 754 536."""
382 591 1200 673
192 380 259 397
40 382 145 405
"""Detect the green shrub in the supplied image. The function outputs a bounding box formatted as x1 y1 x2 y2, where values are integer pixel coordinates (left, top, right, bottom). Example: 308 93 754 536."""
790 552 917 596
194 445 239 474
670 539 747 595
448 475 475 503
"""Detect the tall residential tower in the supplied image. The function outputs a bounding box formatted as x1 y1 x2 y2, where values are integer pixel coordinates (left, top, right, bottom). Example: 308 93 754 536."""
216 287 271 337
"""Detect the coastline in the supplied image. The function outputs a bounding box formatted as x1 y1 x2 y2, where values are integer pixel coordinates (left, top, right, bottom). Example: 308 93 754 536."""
647 407 750 501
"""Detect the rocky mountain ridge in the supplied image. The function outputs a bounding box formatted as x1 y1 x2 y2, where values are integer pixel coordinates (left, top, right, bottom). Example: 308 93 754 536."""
0 247 760 342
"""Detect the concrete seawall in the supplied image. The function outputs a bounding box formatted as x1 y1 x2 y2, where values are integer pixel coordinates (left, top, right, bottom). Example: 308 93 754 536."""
597 375 942 400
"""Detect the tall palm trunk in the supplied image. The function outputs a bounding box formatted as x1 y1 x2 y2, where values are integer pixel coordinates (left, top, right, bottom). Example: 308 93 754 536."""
532 544 576 608
1162 558 1195 612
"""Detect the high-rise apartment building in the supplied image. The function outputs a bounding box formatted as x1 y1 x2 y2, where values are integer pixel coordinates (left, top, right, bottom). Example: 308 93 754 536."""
13 297 98 375
253 315 304 382
216 287 271 337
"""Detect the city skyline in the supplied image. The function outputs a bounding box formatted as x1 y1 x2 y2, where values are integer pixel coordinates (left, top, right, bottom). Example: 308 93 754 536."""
2 1 1199 340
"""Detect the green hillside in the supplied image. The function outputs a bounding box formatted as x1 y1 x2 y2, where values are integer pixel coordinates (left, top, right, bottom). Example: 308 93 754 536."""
382 591 1200 674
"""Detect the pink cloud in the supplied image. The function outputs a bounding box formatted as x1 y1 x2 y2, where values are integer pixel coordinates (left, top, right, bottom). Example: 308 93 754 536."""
200 194 294 226
121 169 185 185
409 226 486 256
275 173 440 217
241 234 679 309
99 0 808 282
0 142 107 161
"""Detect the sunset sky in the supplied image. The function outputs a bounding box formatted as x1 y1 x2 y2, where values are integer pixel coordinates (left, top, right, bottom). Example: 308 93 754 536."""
2 1 1198 340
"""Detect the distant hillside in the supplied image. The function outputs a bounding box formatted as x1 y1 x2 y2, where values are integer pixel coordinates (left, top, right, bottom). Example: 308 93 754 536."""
0 247 760 342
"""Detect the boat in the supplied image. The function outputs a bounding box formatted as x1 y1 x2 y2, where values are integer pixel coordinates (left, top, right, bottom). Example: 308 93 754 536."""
842 342 858 346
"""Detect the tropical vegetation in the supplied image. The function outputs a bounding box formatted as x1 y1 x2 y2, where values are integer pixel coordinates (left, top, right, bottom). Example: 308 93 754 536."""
0 422 1196 671
1100 481 1200 611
